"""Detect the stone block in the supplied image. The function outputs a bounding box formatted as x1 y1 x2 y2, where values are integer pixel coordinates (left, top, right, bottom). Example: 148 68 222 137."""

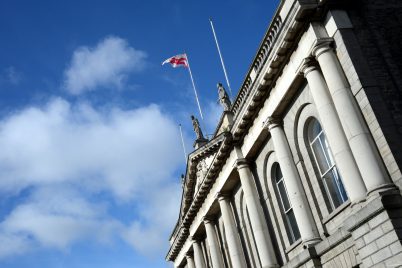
384 252 402 268
381 220 394 234
355 237 365 250
362 256 374 267
363 226 384 245
352 223 370 240
375 231 398 250
369 211 389 229
360 241 378 259
371 247 392 265
389 240 402 255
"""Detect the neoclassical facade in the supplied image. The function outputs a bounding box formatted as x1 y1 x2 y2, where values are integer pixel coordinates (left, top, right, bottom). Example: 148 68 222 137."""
166 0 402 267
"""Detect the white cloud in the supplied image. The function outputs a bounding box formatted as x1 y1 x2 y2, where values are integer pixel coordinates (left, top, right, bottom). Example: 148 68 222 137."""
122 183 181 256
63 36 147 95
2 187 119 249
0 98 181 199
0 233 30 259
0 98 184 258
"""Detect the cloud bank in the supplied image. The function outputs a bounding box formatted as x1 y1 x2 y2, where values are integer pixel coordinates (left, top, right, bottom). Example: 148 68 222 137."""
63 37 147 95
0 98 183 258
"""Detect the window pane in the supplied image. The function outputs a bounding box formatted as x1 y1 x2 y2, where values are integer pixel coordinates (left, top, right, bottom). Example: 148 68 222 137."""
311 138 331 174
320 134 335 167
275 165 283 181
277 180 291 211
274 164 300 244
308 119 348 211
287 209 301 243
310 119 322 138
323 167 348 209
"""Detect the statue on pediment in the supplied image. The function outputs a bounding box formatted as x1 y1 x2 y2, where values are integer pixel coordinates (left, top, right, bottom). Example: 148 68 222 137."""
217 83 231 111
191 115 204 140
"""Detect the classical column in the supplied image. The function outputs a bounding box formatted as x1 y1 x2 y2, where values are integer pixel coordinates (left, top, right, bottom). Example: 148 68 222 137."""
313 42 393 194
234 158 278 268
217 193 247 268
186 253 196 268
192 239 207 268
204 217 225 268
301 60 367 202
265 118 321 246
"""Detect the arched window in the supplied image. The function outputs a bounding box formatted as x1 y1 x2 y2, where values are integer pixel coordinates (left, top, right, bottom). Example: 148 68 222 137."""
273 163 301 244
307 119 348 212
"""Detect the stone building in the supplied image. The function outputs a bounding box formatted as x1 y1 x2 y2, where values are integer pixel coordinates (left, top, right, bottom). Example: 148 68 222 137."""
166 0 402 267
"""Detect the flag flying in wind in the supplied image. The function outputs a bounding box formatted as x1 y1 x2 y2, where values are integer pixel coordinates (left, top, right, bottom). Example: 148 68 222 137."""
162 54 188 68
161 52 204 120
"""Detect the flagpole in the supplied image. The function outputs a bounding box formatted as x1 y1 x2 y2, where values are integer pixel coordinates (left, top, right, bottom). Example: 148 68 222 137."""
185 53 204 120
209 18 233 99
178 124 187 163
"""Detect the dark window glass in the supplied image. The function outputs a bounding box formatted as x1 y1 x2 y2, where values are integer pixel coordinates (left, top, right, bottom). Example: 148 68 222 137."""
308 119 348 212
274 163 301 244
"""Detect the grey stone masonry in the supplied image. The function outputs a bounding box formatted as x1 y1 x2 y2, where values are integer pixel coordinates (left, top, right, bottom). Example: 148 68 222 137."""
344 190 402 267
346 0 402 185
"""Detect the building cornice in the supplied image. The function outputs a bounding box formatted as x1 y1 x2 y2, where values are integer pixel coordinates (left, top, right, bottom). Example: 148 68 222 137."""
231 0 318 141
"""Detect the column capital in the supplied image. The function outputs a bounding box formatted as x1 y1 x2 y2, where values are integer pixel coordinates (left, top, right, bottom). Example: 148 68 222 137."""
190 236 201 243
202 216 215 225
298 58 319 77
216 192 231 201
233 158 249 170
312 40 334 58
263 116 282 131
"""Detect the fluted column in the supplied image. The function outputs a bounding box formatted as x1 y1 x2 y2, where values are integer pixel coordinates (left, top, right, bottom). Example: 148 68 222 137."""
265 118 320 246
301 60 367 202
204 218 225 268
313 42 394 194
186 253 196 268
234 158 278 268
192 239 206 268
217 193 247 268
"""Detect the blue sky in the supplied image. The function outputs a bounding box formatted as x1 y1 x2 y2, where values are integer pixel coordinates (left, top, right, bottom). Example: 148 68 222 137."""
0 1 277 267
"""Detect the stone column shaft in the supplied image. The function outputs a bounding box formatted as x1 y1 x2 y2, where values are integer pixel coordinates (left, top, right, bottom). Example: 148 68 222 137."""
313 43 392 193
217 194 247 268
193 240 206 268
186 254 196 268
266 120 320 245
235 159 278 268
302 62 367 202
204 218 225 268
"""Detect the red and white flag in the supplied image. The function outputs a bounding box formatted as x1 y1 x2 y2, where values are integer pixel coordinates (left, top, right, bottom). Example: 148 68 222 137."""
162 54 188 68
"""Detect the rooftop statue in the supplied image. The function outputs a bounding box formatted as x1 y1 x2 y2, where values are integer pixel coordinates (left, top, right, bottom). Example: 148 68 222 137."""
217 82 231 111
191 115 205 140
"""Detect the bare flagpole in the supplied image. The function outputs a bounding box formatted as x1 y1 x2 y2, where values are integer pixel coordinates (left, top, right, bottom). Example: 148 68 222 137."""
209 18 233 99
185 53 204 120
178 124 187 163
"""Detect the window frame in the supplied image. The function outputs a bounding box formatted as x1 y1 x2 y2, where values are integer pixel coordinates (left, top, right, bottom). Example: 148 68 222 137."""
273 163 301 245
307 118 348 212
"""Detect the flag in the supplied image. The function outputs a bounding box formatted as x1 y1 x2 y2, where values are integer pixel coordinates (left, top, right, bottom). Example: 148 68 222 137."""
162 54 188 68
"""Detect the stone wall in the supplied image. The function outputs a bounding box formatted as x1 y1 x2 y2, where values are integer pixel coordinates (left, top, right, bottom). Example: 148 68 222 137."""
346 0 402 185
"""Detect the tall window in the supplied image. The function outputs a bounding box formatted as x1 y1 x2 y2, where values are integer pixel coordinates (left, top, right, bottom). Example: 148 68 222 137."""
308 119 348 211
273 163 301 244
